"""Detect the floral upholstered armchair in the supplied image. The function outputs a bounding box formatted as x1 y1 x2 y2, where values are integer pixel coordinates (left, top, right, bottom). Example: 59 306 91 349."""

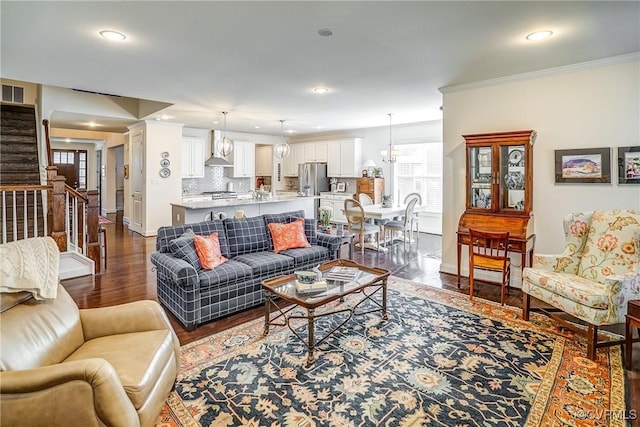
522 209 640 360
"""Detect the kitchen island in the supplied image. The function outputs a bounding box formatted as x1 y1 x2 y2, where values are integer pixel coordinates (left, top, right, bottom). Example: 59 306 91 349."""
171 195 319 226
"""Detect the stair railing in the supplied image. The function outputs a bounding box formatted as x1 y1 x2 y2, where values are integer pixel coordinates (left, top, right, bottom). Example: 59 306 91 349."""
0 185 49 243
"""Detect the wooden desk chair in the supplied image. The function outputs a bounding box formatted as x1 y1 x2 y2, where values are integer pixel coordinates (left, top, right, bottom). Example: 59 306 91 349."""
468 228 511 305
344 198 380 259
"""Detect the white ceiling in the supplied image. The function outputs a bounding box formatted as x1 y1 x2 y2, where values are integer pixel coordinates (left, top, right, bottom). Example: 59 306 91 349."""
2 1 639 135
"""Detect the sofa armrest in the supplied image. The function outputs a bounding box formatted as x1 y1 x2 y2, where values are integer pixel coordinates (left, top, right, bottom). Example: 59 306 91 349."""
0 358 139 427
316 232 343 256
151 251 199 288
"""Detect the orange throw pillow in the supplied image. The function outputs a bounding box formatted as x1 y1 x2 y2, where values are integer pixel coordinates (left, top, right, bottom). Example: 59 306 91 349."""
268 218 311 254
193 233 228 270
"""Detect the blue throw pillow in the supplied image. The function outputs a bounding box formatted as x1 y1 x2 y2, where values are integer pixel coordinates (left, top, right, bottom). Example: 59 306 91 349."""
169 229 201 269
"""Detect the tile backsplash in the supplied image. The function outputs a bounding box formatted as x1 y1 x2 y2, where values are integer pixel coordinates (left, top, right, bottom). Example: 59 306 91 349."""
182 167 251 195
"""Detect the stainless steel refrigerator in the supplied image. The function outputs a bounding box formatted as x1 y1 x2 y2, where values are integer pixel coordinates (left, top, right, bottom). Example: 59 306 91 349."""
298 163 329 218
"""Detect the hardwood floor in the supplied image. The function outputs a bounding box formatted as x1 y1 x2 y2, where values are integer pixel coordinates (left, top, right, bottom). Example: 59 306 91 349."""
62 218 639 419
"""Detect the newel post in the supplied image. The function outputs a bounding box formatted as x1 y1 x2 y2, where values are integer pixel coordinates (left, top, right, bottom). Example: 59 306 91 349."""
86 190 101 273
48 171 67 252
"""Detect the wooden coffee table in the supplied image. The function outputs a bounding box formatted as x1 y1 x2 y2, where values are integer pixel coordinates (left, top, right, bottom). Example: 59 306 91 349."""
262 259 390 366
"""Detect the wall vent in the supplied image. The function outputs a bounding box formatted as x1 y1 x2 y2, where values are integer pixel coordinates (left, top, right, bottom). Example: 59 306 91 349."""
2 85 24 103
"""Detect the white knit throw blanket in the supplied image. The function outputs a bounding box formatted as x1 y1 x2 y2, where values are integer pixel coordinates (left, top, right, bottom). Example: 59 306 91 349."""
0 237 59 300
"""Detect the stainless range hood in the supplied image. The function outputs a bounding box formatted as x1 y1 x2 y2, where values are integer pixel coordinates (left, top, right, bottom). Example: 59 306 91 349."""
205 130 232 167
204 154 231 167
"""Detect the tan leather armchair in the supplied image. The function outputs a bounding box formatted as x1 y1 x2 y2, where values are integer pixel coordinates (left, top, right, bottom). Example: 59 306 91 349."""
0 286 181 427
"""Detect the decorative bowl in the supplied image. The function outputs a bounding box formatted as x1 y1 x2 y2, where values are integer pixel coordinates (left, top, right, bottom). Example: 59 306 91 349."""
295 271 318 284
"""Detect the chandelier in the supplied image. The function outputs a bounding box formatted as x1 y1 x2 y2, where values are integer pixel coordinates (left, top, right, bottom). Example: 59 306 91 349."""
274 119 291 159
381 113 398 163
216 111 233 157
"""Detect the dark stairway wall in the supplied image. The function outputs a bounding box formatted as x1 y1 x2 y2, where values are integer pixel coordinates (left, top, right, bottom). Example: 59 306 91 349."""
1 103 41 185
0 103 45 241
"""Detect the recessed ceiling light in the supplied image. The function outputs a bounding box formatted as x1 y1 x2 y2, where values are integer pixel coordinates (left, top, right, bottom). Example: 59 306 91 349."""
286 129 295 134
88 122 97 127
315 125 324 129
254 125 260 129
318 28 333 37
99 30 126 41
526 30 553 41
155 117 162 121
161 114 169 120
213 120 219 125
313 87 329 94
65 138 71 143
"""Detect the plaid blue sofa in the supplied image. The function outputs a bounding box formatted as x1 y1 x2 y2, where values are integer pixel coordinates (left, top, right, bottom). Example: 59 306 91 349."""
151 210 342 330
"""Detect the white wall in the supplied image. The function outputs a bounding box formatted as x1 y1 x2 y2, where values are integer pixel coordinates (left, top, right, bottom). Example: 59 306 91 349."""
441 56 640 282
143 121 184 235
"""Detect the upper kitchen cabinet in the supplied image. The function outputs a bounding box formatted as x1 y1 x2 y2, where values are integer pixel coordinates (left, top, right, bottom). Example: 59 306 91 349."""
304 141 327 162
181 137 205 178
228 140 255 178
327 138 363 177
283 144 304 177
255 145 273 176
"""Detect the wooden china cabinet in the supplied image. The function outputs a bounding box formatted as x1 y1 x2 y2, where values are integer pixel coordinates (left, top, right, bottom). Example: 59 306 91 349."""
457 130 537 285
356 177 384 204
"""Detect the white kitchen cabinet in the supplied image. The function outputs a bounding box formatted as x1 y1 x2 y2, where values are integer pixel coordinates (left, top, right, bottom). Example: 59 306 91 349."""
326 138 363 177
255 145 273 176
283 144 304 176
228 140 255 178
304 141 327 162
320 192 352 224
181 137 205 178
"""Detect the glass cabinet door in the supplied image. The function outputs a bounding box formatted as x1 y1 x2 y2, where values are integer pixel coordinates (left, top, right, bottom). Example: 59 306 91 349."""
499 144 526 211
468 145 493 210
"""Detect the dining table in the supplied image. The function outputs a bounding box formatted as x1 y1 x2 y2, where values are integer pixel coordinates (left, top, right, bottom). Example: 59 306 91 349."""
343 203 425 252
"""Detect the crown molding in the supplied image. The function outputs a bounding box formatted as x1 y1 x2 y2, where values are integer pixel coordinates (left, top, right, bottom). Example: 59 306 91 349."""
439 52 640 94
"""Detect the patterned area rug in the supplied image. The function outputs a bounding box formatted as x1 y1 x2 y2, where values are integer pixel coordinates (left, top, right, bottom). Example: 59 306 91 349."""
157 277 627 426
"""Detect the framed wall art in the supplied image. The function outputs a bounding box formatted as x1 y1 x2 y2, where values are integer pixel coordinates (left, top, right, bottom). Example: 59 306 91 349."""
617 146 640 184
554 147 611 184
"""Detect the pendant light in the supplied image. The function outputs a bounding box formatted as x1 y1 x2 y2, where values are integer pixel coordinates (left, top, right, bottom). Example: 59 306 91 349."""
204 111 233 167
217 111 234 157
274 119 291 159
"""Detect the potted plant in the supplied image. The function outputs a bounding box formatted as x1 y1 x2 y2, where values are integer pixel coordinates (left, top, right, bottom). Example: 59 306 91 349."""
318 206 333 232
382 194 392 208
372 167 383 178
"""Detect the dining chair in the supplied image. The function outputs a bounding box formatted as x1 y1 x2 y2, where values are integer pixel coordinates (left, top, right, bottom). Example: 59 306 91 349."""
403 192 422 243
468 228 511 306
344 198 380 259
382 197 418 254
358 193 389 227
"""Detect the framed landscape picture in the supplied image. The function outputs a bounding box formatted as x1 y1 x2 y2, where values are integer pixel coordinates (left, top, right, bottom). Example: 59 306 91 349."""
617 146 640 184
554 148 611 184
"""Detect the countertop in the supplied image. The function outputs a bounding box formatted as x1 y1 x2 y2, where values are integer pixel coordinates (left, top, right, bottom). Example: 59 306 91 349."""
172 195 320 210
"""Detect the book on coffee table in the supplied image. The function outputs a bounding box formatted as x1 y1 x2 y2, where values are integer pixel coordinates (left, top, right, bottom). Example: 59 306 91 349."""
325 266 362 282
295 279 328 294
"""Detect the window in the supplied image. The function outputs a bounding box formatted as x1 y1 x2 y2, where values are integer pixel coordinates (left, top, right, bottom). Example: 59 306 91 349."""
395 142 443 213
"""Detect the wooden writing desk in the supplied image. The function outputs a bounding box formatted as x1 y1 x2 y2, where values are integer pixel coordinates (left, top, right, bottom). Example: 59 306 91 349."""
457 212 535 285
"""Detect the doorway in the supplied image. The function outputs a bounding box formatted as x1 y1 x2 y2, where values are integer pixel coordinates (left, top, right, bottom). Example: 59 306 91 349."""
52 149 87 189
